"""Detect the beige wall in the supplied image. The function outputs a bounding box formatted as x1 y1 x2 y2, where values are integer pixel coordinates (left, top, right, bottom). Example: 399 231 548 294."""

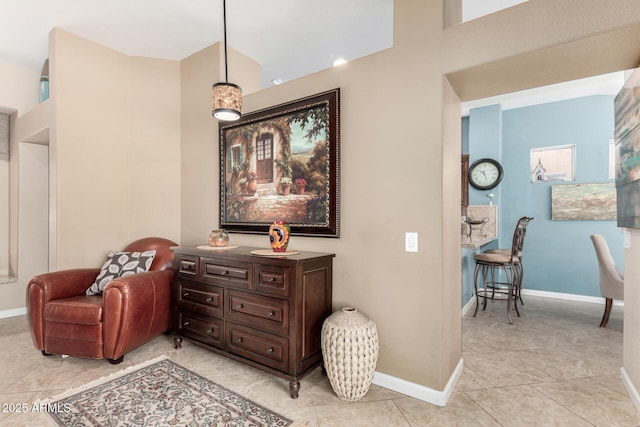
50 29 181 269
180 43 221 246
0 60 40 115
0 155 7 276
17 142 49 299
444 0 640 100
625 230 640 407
180 42 261 246
0 28 184 311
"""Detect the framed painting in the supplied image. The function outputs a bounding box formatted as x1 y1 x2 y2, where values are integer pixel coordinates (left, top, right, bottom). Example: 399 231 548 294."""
551 182 616 220
617 179 640 228
219 88 340 237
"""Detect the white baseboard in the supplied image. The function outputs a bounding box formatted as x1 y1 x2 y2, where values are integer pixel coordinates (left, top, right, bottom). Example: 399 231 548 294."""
0 307 27 319
372 358 463 406
621 367 640 414
521 289 624 306
462 297 475 316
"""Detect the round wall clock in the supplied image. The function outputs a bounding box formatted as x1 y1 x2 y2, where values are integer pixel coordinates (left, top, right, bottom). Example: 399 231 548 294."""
468 158 503 190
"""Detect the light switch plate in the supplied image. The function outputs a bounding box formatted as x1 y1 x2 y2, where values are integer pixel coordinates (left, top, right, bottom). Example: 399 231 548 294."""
405 232 418 252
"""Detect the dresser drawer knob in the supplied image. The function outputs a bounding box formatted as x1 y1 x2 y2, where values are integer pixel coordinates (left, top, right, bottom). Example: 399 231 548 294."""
267 347 274 353
236 337 243 343
236 303 244 309
267 277 275 282
220 270 228 276
183 321 190 326
267 311 275 317
183 292 190 297
206 297 214 302
206 328 214 334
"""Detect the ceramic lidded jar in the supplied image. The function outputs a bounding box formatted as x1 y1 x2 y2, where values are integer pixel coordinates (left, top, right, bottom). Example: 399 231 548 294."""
269 220 290 252
208 229 230 247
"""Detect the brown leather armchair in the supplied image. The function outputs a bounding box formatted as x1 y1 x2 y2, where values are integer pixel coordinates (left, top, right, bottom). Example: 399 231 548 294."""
27 237 177 364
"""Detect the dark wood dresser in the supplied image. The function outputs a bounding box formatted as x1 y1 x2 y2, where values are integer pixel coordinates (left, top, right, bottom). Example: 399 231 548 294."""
170 245 334 398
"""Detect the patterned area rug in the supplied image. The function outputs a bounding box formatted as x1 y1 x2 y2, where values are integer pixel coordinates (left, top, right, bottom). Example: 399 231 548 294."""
41 356 293 426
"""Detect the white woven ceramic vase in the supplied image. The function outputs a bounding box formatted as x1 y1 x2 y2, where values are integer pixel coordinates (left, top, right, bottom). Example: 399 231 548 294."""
321 307 379 401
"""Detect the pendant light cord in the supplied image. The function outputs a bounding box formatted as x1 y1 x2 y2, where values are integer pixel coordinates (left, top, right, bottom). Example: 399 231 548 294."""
223 0 229 83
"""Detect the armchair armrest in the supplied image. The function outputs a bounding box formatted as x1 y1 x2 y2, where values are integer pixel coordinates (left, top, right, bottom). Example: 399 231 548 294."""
28 269 101 301
27 268 101 351
102 269 174 360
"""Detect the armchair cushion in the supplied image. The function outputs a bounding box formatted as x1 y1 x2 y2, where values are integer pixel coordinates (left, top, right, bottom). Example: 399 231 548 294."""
86 250 156 295
45 296 103 324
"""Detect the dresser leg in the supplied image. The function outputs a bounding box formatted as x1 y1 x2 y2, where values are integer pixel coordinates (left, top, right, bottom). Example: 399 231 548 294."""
174 337 183 349
289 379 300 399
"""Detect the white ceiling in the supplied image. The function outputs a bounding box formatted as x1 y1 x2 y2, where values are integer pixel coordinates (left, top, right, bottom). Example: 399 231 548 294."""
461 71 627 116
0 0 394 89
0 0 627 110
462 0 529 22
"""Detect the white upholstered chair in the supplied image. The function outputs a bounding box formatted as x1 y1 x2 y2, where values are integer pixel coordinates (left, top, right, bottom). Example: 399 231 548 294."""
590 234 624 328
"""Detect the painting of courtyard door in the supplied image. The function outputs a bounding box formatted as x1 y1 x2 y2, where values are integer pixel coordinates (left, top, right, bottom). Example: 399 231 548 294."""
219 88 340 237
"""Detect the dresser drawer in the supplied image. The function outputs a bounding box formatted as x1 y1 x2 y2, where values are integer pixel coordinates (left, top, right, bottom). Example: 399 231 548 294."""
202 258 251 289
255 265 290 296
177 281 223 318
227 290 289 336
177 255 199 278
227 323 288 371
178 312 223 349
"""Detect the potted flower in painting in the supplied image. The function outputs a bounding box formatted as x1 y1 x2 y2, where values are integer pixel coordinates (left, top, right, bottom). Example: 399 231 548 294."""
246 172 258 196
294 178 307 194
238 177 247 195
280 176 292 196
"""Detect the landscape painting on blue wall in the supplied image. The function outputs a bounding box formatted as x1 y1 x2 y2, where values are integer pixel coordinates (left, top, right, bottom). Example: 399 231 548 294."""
615 67 640 228
551 183 616 220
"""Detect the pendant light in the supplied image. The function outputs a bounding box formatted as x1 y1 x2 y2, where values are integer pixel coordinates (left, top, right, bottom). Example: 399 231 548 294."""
212 0 242 121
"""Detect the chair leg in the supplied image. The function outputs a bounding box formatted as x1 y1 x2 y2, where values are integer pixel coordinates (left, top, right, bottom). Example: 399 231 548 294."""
509 267 520 318
517 263 524 305
507 287 513 325
473 263 481 317
482 266 489 311
107 356 124 364
600 298 613 328
489 266 496 298
506 266 518 324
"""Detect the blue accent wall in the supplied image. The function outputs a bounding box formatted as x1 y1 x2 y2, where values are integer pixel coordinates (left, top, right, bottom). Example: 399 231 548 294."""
468 105 502 206
465 95 623 298
462 116 469 153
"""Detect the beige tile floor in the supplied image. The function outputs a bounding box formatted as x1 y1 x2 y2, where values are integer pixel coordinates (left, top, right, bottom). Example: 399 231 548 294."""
0 296 639 426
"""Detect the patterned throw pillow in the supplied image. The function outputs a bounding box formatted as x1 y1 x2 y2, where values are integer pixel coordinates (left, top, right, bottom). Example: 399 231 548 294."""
86 250 156 295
